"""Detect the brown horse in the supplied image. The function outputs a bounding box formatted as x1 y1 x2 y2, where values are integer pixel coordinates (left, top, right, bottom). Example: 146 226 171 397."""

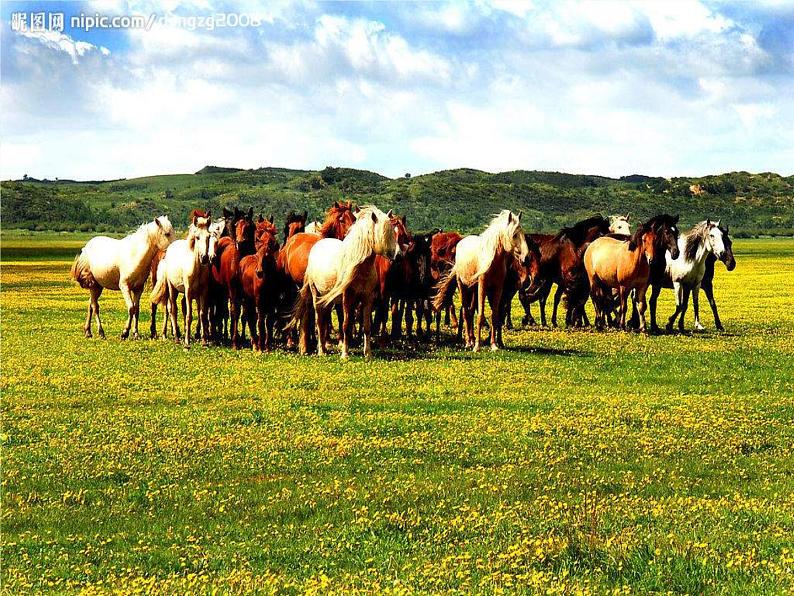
430 230 462 339
583 214 680 332
283 211 308 244
518 216 611 328
209 210 257 348
239 229 280 352
500 237 543 329
255 216 278 249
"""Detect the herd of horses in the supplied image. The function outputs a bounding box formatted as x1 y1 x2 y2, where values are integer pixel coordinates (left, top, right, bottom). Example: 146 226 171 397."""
70 201 736 358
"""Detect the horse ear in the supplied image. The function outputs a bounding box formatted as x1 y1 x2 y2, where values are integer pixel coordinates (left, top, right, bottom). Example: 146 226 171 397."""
625 212 630 220
517 211 523 221
223 207 232 218
257 215 264 223
333 201 339 208
234 206 241 217
673 214 680 224
154 217 163 229
371 211 377 223
715 219 720 228
269 214 274 223
247 207 254 220
303 210 308 220
206 211 211 220
354 205 361 214
192 216 198 227
386 209 394 218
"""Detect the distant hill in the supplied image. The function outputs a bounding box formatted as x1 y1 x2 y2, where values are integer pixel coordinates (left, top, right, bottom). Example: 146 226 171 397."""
2 166 792 236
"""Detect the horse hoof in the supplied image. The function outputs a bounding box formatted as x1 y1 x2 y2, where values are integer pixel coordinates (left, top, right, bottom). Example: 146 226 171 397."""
716 325 725 332
131 333 140 340
490 344 499 352
84 330 92 338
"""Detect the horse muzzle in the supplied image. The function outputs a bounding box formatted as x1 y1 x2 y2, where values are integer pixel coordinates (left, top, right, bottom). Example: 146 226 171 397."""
200 255 210 266
723 255 736 271
669 245 681 260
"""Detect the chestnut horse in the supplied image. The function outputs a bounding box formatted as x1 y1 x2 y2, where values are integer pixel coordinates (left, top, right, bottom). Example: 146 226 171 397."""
430 230 462 339
239 228 280 351
293 206 400 359
583 214 680 332
433 210 530 351
209 209 257 348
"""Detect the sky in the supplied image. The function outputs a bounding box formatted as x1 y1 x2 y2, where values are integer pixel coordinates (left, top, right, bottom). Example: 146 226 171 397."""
1 0 793 180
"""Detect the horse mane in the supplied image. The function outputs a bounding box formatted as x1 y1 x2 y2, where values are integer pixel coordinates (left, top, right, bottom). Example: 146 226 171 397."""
555 214 608 246
319 201 354 238
684 221 711 261
628 214 677 251
474 210 521 278
317 205 386 307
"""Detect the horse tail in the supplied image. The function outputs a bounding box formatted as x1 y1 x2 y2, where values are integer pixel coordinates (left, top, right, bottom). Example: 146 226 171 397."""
564 261 590 317
288 278 313 332
150 261 168 306
70 253 97 289
432 269 458 313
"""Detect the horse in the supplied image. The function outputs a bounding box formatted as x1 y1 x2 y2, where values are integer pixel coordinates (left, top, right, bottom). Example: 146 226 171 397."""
433 210 530 351
608 214 631 235
693 224 736 331
150 213 215 346
293 206 400 359
277 201 357 348
430 230 462 339
239 228 281 351
582 214 680 332
304 220 321 234
500 237 543 330
399 231 438 339
647 220 733 332
373 215 414 340
255 215 277 249
71 216 174 339
517 215 612 328
283 211 308 244
209 210 257 348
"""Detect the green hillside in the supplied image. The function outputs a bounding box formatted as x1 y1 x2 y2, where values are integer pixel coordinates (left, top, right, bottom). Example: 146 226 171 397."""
2 166 792 236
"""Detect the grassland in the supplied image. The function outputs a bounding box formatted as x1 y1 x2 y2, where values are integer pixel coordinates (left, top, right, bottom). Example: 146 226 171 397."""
1 234 793 594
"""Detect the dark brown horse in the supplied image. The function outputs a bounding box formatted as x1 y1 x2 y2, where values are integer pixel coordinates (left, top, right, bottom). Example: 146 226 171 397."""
500 237 543 329
283 211 308 244
239 229 280 352
518 216 611 327
373 215 413 340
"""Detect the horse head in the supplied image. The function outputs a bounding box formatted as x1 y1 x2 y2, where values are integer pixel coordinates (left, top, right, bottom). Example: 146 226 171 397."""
430 231 462 280
608 215 631 235
189 212 213 266
255 218 278 251
521 235 543 294
717 222 736 271
255 231 279 279
390 214 413 255
321 200 357 239
153 216 175 250
283 210 308 243
235 210 256 249
504 210 530 267
370 208 400 261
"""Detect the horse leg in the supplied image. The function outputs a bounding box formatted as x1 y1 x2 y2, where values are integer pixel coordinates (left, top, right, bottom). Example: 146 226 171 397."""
618 287 628 330
314 295 328 356
168 286 180 341
131 286 144 340
692 284 705 331
702 283 723 331
199 293 210 346
183 286 194 347
404 300 414 339
667 283 684 333
390 299 402 340
119 283 135 340
489 286 504 350
636 285 649 333
458 281 472 348
84 292 94 338
551 284 564 327
340 293 355 360
449 301 459 329
519 289 535 326
678 287 691 333
150 299 158 339
649 284 662 334
538 285 549 327
474 282 487 352
362 298 374 359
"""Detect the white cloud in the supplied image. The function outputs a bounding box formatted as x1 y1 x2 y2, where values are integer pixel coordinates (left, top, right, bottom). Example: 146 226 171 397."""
17 29 110 64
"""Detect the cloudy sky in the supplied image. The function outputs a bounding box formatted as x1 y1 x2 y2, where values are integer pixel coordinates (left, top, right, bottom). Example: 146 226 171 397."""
2 0 792 180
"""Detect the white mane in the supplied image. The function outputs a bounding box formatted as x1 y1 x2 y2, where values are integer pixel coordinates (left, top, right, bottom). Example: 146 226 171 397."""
474 210 522 277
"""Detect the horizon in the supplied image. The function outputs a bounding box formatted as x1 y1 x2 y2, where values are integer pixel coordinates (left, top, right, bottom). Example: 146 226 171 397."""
2 1 793 180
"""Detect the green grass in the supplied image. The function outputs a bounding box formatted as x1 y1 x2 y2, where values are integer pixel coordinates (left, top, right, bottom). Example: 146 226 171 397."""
1 237 793 593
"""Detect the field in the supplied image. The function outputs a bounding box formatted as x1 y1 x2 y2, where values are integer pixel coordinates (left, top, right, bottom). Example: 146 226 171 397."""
2 233 793 593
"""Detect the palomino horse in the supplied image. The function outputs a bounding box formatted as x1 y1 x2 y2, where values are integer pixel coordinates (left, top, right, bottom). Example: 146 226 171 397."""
277 201 357 347
518 215 612 328
283 211 308 244
433 210 530 351
583 214 680 332
151 213 215 346
304 220 321 234
608 215 631 235
239 228 281 351
693 224 736 330
648 220 733 332
293 206 400 359
71 216 174 339
430 230 462 339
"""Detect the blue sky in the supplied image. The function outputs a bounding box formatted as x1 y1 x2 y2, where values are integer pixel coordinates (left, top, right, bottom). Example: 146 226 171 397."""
2 0 792 180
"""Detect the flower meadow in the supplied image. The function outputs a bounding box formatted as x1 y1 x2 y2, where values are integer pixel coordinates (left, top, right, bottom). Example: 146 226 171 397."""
1 234 793 594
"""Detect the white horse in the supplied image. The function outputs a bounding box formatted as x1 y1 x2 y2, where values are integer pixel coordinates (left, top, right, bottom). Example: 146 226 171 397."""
304 220 322 235
150 213 215 347
657 220 728 332
71 216 174 339
609 214 631 235
433 210 530 351
294 206 400 359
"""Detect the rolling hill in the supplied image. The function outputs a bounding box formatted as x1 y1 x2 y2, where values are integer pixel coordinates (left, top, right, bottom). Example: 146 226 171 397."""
2 166 792 236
